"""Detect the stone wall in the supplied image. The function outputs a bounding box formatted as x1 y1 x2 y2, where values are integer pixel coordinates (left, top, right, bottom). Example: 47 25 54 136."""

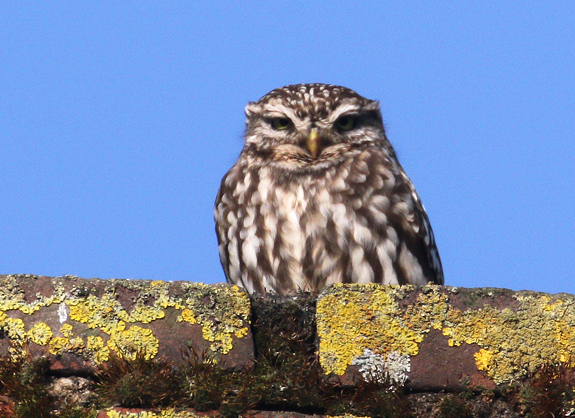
0 274 574 417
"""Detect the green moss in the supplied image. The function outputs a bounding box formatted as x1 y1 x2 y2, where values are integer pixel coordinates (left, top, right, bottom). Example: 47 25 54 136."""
0 353 98 418
437 394 473 418
95 352 183 409
519 363 575 418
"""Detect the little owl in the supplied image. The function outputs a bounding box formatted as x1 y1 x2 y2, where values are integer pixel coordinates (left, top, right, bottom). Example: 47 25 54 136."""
215 84 443 295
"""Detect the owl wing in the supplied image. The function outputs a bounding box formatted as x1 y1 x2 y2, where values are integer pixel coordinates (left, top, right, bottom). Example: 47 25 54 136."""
214 173 233 282
348 147 444 285
388 169 444 285
214 159 270 294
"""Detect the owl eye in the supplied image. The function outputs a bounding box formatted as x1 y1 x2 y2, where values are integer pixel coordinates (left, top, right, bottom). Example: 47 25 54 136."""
270 117 292 130
335 115 356 131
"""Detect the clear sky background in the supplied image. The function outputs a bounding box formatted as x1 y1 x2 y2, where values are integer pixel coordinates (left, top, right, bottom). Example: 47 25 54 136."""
2 2 574 294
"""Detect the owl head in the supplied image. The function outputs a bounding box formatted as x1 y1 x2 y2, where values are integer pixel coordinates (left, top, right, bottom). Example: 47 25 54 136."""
243 84 388 171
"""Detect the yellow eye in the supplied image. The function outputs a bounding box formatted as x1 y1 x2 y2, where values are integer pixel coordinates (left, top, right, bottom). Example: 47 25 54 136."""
336 115 356 131
270 117 291 130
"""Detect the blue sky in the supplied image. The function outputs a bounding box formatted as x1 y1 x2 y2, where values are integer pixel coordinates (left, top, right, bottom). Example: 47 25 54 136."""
2 2 574 294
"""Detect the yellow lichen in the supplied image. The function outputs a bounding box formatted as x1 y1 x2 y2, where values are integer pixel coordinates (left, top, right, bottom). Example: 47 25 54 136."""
49 337 70 355
317 283 421 376
48 335 85 355
66 293 126 334
177 283 251 355
125 303 165 323
178 308 197 324
107 325 159 360
87 335 110 363
0 311 27 356
66 287 167 335
4 317 26 341
0 275 66 314
442 294 575 383
404 286 451 332
69 336 85 350
28 322 53 345
60 323 74 337
150 280 184 310
474 349 493 371
62 281 250 357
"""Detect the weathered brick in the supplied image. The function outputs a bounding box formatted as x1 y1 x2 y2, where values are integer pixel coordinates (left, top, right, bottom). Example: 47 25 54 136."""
3 275 575 417
0 274 254 373
316 283 575 389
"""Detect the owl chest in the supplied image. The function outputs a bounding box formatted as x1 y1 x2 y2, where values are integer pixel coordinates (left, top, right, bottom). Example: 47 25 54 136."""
246 174 352 244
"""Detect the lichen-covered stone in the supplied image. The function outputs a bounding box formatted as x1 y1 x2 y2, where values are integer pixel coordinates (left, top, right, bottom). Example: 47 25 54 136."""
317 283 421 377
316 283 575 387
4 274 575 397
0 275 253 371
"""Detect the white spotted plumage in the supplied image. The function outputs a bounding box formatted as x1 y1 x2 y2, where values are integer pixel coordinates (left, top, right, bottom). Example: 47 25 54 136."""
215 83 444 295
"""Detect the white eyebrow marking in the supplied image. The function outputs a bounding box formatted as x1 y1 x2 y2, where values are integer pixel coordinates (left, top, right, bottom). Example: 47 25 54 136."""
327 103 362 123
263 104 309 128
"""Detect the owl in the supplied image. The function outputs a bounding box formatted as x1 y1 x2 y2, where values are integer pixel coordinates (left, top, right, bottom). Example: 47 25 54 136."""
214 84 443 295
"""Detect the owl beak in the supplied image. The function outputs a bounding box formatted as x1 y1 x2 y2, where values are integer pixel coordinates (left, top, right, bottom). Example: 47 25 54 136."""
306 129 320 159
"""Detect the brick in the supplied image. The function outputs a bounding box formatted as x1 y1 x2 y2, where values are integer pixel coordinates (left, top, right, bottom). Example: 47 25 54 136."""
3 274 575 416
0 274 254 373
316 283 575 389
